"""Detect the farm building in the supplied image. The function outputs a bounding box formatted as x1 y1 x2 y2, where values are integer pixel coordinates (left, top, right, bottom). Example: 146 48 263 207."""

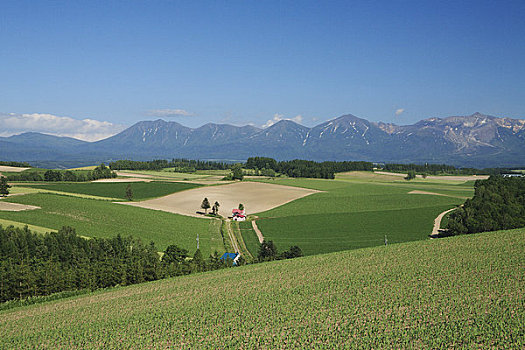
232 208 246 221
220 252 240 265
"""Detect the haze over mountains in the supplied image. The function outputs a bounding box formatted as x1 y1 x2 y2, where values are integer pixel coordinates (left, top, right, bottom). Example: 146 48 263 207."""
1 113 524 168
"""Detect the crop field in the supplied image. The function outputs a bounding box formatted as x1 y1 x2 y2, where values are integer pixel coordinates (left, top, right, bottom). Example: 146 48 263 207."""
19 181 201 201
1 228 522 348
239 221 260 257
0 193 220 254
249 175 470 255
123 181 318 218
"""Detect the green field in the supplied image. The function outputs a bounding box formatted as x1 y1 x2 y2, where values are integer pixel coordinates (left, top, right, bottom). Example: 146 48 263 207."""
0 193 221 255
1 228 522 348
239 221 260 257
19 181 200 201
249 176 470 255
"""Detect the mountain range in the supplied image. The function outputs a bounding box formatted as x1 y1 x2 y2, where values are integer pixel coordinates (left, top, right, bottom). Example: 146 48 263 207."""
1 112 524 168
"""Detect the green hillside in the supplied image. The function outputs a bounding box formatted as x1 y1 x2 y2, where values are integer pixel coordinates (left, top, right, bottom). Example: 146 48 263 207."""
1 229 523 348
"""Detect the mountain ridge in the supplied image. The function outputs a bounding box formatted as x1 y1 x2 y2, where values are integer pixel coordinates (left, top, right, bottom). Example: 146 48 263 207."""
1 112 524 168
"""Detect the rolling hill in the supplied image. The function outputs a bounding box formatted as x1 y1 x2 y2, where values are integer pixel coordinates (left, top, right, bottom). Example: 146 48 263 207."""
1 112 525 167
1 228 523 348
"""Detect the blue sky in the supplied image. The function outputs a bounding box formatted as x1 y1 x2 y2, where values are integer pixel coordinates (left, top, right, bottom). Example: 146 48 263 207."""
1 0 524 140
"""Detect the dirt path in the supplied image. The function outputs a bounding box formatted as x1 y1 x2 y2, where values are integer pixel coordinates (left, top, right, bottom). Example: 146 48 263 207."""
431 207 458 236
0 201 40 211
92 178 152 183
225 220 240 253
408 190 469 199
252 220 264 244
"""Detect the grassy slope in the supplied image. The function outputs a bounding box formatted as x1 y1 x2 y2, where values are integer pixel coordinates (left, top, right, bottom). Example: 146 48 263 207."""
0 193 220 254
19 181 201 201
1 229 523 348
250 176 469 255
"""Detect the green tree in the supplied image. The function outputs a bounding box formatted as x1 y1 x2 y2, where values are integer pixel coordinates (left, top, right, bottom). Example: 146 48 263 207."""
191 249 206 272
0 176 11 196
404 170 416 181
238 203 244 211
125 184 133 201
231 164 244 180
212 201 220 215
201 198 211 214
258 240 278 262
163 245 189 265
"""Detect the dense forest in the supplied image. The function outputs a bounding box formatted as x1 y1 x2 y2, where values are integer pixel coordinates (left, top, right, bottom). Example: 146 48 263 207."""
0 225 303 303
447 176 525 235
245 157 373 179
4 164 116 182
0 225 225 303
109 159 230 172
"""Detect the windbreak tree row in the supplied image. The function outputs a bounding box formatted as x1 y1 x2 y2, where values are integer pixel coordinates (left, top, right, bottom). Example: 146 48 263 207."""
245 157 374 179
4 164 116 182
109 159 230 171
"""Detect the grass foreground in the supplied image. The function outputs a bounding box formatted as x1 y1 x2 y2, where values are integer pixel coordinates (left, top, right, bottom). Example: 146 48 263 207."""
1 228 523 348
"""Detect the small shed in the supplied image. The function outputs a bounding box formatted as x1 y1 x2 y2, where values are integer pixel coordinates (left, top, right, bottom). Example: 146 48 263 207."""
220 252 240 265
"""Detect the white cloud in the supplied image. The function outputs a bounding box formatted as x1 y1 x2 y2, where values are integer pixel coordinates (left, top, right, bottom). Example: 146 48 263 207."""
395 108 405 116
148 108 194 117
0 113 127 141
262 113 304 128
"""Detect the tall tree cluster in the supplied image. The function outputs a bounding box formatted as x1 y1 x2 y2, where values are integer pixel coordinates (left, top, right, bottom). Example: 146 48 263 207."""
0 225 244 303
109 159 230 171
245 157 373 179
0 176 10 196
5 164 116 182
0 226 160 302
447 176 525 235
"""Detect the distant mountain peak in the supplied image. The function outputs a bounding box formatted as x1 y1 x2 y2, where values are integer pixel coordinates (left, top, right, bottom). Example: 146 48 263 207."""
1 113 524 168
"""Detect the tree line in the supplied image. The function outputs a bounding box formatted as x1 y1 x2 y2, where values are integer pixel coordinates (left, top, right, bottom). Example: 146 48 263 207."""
382 163 525 176
0 226 230 303
245 157 374 179
446 176 525 235
4 164 116 182
109 159 230 172
257 240 303 261
0 161 31 167
0 224 304 303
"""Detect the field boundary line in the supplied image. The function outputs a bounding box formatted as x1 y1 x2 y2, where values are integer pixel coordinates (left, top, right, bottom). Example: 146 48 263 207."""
252 220 264 243
224 220 240 253
231 221 253 259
